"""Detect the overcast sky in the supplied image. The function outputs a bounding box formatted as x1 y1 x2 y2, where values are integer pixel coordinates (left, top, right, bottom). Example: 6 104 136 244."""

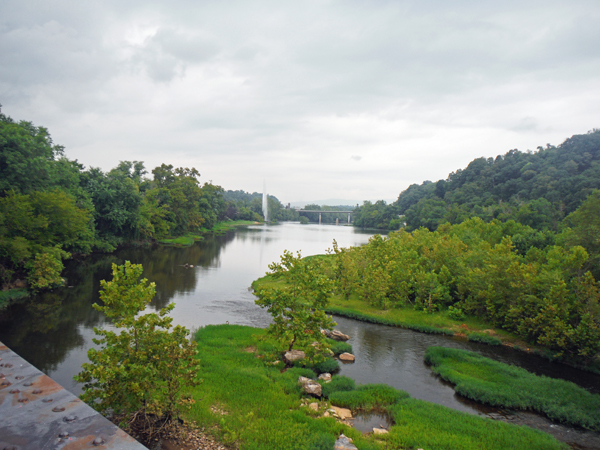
2 1 599 204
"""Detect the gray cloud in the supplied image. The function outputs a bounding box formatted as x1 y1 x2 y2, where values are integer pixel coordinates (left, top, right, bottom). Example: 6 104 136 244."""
1 0 599 201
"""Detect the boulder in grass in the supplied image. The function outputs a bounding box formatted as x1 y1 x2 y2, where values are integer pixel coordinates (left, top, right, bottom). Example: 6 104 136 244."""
339 352 355 362
284 349 305 363
334 434 357 450
298 376 322 397
373 428 388 435
318 373 332 382
331 406 352 419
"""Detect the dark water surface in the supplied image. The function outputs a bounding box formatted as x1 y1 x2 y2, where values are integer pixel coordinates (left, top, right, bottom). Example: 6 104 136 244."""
1 223 599 448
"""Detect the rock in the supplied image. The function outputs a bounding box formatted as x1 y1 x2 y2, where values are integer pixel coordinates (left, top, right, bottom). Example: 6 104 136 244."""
284 349 306 363
331 406 352 419
317 373 331 382
334 434 357 450
339 352 355 362
329 330 350 341
373 428 388 435
298 377 322 397
308 402 319 411
323 411 330 417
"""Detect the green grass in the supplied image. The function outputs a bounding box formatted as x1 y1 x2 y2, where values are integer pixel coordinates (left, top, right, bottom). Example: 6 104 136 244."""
425 346 600 431
158 233 204 246
158 221 258 246
0 288 29 309
252 271 530 341
387 397 566 450
187 325 568 450
467 332 502 346
330 340 353 355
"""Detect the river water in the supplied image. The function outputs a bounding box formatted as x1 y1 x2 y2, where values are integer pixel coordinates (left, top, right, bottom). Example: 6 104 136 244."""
0 223 599 448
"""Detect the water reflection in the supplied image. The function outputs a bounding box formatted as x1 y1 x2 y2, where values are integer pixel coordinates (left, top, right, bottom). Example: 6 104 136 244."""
0 223 375 393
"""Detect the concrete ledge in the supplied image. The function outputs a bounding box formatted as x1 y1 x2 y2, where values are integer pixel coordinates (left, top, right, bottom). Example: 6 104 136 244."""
0 341 148 450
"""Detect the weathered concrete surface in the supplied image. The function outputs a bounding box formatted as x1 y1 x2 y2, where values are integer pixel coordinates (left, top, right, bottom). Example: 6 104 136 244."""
0 341 148 450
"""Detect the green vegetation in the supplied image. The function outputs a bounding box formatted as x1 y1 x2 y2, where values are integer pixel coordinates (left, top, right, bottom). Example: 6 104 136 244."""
75 262 199 437
425 347 600 431
467 332 502 346
223 190 299 222
354 129 600 232
0 288 29 309
254 250 335 359
323 214 600 362
387 397 566 450
187 324 567 450
0 110 300 294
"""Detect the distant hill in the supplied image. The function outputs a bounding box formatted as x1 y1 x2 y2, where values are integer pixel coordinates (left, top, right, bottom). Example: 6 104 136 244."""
354 129 600 231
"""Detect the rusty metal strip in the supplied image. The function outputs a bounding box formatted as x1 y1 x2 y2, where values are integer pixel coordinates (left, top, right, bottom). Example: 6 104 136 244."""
0 342 148 450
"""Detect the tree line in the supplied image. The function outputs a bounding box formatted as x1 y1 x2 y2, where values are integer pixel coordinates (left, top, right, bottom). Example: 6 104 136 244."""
0 112 287 291
330 190 600 360
353 129 600 231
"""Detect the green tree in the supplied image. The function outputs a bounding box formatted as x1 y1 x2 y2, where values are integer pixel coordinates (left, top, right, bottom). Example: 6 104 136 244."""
254 251 335 358
75 262 199 429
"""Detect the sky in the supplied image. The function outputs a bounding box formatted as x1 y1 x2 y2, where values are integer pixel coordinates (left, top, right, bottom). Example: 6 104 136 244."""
2 1 600 205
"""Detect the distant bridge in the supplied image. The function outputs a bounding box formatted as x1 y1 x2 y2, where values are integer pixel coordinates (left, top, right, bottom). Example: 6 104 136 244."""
296 209 354 225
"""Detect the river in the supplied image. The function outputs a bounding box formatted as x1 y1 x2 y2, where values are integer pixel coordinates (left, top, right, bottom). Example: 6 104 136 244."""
0 222 599 448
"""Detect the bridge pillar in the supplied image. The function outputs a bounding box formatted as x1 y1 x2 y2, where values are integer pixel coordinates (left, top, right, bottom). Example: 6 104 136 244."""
319 212 322 224
348 213 351 224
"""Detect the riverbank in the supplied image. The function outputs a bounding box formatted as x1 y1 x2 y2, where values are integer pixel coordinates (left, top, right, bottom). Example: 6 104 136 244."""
187 324 567 450
425 346 600 432
0 287 29 310
158 220 260 246
252 267 600 374
252 273 522 343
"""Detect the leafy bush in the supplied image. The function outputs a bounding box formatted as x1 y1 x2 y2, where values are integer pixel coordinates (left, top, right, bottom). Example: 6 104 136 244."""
313 357 340 374
447 305 466 320
467 332 502 345
322 375 356 398
75 262 200 424
330 341 353 355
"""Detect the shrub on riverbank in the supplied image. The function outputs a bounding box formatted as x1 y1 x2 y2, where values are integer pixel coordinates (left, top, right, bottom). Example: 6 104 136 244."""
424 346 600 431
188 324 567 450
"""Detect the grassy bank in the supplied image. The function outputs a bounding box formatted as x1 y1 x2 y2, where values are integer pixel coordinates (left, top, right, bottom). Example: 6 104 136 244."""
252 272 521 341
158 220 259 246
425 346 600 431
187 324 567 450
0 288 29 310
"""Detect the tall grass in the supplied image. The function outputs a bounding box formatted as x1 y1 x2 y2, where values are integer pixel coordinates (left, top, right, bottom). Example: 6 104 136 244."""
467 332 502 346
188 325 567 450
325 305 455 336
425 346 600 431
388 398 566 450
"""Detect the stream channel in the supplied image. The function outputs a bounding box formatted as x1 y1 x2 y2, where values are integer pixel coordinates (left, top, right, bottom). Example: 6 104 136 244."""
0 223 599 449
